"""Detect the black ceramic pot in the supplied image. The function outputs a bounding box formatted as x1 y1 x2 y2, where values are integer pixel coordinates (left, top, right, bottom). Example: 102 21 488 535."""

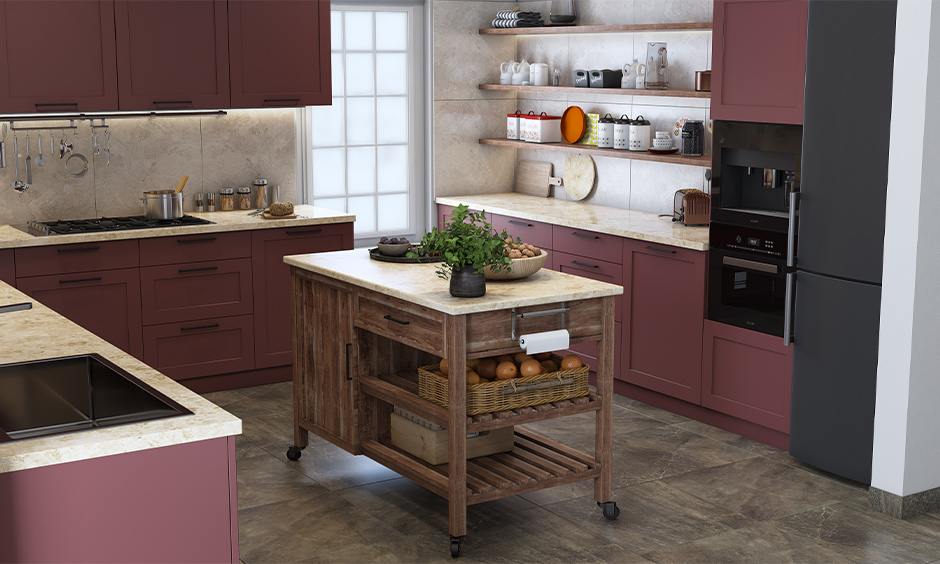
449 265 485 298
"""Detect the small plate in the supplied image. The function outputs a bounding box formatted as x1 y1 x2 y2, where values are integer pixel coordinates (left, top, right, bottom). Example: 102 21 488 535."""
560 106 587 144
647 148 679 154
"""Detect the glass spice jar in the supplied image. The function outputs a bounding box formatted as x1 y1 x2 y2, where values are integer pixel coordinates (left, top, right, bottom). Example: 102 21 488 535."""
237 186 252 210
219 187 235 211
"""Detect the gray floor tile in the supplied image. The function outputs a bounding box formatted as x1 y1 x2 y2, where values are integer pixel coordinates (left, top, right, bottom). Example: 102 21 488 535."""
762 450 872 492
611 395 692 425
521 405 669 453
287 441 402 491
674 419 784 456
236 453 325 511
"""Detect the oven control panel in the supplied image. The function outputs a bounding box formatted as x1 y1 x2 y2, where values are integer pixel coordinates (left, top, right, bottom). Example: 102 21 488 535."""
712 223 787 259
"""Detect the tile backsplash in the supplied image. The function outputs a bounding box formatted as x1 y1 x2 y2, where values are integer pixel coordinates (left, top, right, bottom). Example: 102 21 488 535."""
0 108 298 226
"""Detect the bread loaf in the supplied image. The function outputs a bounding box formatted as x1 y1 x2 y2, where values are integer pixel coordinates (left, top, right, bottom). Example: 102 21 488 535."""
268 202 294 216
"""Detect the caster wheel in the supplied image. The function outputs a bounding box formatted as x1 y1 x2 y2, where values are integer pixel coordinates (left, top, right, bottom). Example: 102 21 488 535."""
597 501 620 520
450 536 463 557
286 445 304 461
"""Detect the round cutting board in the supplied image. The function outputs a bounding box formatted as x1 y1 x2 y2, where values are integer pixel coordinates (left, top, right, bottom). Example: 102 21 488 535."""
562 154 596 200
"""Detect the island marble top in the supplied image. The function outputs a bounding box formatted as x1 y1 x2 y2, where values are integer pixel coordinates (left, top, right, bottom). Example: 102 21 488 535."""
0 282 241 473
436 193 709 252
284 248 623 317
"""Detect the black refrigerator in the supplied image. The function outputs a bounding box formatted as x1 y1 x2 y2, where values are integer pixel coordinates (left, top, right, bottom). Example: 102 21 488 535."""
788 0 897 484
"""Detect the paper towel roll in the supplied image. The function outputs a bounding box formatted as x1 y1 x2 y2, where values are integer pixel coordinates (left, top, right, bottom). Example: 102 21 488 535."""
518 329 570 355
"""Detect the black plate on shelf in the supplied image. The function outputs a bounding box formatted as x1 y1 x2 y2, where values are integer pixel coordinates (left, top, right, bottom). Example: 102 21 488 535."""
368 247 442 264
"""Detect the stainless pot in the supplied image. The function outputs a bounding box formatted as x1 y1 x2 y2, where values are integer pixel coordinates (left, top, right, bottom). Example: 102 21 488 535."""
142 190 184 220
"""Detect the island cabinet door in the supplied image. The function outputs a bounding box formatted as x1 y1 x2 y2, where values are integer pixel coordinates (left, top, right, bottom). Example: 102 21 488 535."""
620 240 707 404
0 249 13 285
252 223 353 369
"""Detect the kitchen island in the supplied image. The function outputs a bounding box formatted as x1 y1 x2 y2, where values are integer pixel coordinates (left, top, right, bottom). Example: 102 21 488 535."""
284 249 623 556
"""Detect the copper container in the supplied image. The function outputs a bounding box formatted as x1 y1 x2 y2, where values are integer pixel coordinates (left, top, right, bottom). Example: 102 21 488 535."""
695 71 711 92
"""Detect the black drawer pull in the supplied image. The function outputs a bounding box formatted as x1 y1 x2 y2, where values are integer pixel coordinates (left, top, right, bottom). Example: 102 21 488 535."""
153 100 192 106
59 276 102 285
57 245 100 254
264 98 301 105
177 237 217 244
286 228 323 236
572 232 600 240
178 266 219 274
181 323 220 332
383 314 410 325
36 102 78 111
645 245 677 254
571 260 599 269
508 220 533 227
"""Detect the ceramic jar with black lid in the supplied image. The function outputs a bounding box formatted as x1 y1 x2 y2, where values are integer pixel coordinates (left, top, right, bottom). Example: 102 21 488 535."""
629 115 651 151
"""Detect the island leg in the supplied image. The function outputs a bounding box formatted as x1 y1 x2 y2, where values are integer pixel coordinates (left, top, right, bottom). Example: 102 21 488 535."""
289 268 308 460
594 296 615 510
445 315 468 553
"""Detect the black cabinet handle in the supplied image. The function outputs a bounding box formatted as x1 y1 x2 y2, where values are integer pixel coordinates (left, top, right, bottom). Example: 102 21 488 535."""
181 323 220 332
345 343 352 381
508 220 533 227
153 100 193 108
177 237 217 244
57 245 100 254
59 276 102 285
645 245 677 254
36 102 78 111
383 314 410 325
571 260 599 269
264 98 301 106
178 266 218 274
572 232 600 240
286 228 323 236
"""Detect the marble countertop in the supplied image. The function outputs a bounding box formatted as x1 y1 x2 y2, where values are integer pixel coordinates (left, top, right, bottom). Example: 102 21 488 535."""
0 282 241 473
285 248 623 316
436 194 709 252
0 205 355 250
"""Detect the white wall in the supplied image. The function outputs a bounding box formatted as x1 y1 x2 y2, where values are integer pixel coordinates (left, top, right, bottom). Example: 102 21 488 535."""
871 0 940 497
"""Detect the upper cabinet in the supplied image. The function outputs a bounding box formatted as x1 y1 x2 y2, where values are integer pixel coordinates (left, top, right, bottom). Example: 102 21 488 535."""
114 0 230 110
0 1 119 113
711 0 807 125
229 0 332 108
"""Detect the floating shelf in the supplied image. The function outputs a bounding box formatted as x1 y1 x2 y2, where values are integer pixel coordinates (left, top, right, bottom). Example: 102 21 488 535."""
479 83 710 99
479 22 713 36
479 138 712 167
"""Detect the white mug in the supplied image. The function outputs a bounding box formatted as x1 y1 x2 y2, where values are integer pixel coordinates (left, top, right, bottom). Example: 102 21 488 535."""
500 59 516 85
530 63 550 86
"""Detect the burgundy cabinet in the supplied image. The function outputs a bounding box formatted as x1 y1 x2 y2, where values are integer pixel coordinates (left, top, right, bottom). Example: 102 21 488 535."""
438 204 493 229
621 240 706 404
139 231 250 266
140 258 253 325
0 1 118 113
552 225 623 265
229 0 332 108
252 223 353 369
114 0 230 110
14 240 139 278
701 320 793 433
143 314 255 381
491 213 553 251
711 0 808 125
0 249 13 284
554 251 622 323
15 269 144 359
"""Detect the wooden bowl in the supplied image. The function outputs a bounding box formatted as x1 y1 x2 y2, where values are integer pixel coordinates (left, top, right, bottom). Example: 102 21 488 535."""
483 251 548 280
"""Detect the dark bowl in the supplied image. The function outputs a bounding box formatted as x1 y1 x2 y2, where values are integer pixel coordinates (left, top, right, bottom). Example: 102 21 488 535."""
377 242 411 257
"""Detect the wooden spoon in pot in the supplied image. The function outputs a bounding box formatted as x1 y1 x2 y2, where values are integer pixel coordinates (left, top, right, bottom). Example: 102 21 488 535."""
174 176 189 193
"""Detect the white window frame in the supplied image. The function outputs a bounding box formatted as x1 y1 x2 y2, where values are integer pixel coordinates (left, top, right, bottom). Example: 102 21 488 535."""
300 1 427 248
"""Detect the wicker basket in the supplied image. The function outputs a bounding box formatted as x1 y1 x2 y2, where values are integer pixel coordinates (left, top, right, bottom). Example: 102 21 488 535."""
418 355 589 415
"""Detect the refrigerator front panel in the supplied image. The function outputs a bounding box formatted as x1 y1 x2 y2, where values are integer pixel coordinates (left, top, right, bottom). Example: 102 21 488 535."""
799 0 896 284
789 271 881 484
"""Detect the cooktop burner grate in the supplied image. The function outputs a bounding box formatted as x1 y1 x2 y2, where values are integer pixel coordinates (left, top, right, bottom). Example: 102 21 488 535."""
24 215 214 236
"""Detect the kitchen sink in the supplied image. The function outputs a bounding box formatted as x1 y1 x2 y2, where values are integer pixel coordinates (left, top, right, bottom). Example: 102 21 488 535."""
0 354 192 443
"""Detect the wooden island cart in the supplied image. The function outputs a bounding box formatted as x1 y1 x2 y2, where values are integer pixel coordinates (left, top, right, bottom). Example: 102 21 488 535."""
284 249 623 557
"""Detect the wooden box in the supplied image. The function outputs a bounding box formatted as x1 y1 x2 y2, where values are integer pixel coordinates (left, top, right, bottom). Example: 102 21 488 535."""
389 410 514 465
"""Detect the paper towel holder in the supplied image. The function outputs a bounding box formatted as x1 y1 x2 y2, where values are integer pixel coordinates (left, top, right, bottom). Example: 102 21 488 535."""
511 303 569 342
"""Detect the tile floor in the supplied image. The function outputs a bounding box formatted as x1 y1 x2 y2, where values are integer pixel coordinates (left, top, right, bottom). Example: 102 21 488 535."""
203 383 940 564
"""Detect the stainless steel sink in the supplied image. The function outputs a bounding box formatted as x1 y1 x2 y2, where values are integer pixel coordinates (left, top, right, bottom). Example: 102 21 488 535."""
0 354 192 443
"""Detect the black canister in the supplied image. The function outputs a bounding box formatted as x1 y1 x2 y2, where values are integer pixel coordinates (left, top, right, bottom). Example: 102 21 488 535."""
681 120 705 156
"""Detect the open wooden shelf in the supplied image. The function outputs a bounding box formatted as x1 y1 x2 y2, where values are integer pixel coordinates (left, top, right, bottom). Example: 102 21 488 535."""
479 83 710 99
479 22 712 35
479 138 712 167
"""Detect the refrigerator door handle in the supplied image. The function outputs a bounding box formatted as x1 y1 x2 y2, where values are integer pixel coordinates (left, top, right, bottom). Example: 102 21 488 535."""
788 190 800 268
784 271 796 346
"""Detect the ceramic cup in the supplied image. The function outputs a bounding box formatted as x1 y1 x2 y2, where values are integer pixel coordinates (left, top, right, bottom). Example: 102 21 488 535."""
653 138 674 150
655 131 671 140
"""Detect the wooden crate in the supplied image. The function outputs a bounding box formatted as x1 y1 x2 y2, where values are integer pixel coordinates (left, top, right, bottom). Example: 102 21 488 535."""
390 410 514 465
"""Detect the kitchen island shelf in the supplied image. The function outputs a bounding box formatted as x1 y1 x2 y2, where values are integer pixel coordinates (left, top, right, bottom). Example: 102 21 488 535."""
479 22 712 35
480 138 712 167
480 83 710 99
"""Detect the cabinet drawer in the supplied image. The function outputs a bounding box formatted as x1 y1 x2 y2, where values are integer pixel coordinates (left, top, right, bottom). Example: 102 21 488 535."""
140 258 253 325
554 251 623 323
15 240 139 277
139 231 250 266
490 214 552 250
354 291 445 355
143 314 255 381
552 226 622 264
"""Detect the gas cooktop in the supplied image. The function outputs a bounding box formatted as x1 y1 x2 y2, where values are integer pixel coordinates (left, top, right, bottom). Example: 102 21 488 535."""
19 215 215 237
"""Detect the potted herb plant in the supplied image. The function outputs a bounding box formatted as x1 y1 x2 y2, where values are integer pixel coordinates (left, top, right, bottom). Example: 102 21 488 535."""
410 204 512 297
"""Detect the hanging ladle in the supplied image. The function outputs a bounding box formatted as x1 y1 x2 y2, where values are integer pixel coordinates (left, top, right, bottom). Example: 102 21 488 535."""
11 133 26 192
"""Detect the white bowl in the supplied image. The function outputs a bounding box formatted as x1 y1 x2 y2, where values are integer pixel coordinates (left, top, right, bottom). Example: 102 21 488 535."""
653 138 674 150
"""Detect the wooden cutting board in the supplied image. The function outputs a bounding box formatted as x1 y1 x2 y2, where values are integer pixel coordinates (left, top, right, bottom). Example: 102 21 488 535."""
563 155 596 200
515 160 562 197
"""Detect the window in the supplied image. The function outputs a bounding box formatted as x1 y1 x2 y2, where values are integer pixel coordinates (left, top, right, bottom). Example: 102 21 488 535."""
303 4 425 245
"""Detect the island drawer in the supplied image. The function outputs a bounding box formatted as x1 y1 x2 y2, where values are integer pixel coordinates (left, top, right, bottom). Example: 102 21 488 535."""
552 226 622 264
15 239 139 278
490 214 552 250
465 299 606 355
354 291 445 355
139 231 250 266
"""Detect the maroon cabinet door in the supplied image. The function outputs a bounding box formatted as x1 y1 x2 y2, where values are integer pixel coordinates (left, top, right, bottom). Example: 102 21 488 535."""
143 314 255 380
711 0 808 125
252 223 353 369
114 0 230 110
0 249 13 284
140 258 253 325
16 269 144 359
554 251 622 323
229 0 332 108
621 241 707 404
701 320 793 432
0 1 118 113
438 204 492 229
491 213 553 251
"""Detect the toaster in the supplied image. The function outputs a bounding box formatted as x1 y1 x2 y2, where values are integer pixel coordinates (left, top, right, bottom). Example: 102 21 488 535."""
673 189 710 226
